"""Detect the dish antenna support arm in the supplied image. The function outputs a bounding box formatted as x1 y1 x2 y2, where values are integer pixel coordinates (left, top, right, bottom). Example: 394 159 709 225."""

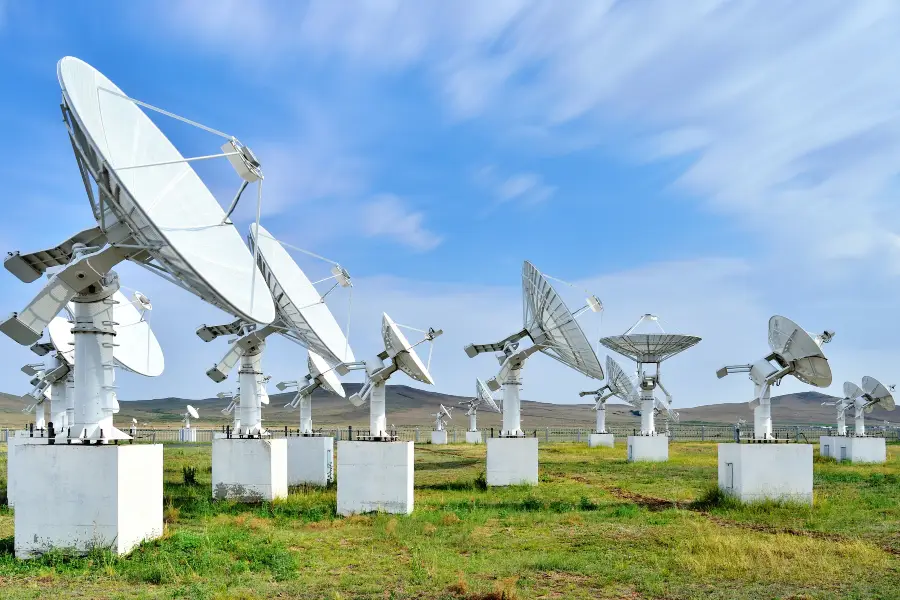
279 377 319 434
487 344 543 437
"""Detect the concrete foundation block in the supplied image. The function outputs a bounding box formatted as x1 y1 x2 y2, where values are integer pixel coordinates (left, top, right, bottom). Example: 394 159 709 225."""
431 430 448 445
465 431 482 444
287 436 334 487
627 435 669 462
718 443 813 504
337 441 413 515
14 443 163 559
6 431 53 508
821 436 886 463
211 438 288 502
179 428 197 442
486 437 538 486
588 433 615 448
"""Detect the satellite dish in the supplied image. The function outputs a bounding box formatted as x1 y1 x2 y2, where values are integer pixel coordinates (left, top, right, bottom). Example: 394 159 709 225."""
309 351 345 398
111 290 164 377
717 315 833 440
844 381 863 401
465 261 602 437
861 376 895 411
383 314 433 384
47 317 75 366
606 356 637 405
132 417 137 424
279 350 347 435
440 404 453 420
599 315 699 436
186 405 199 420
56 57 275 325
476 379 501 413
250 224 353 364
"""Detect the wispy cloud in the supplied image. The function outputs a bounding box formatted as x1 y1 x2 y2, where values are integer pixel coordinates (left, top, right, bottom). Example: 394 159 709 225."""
360 194 443 252
475 165 555 208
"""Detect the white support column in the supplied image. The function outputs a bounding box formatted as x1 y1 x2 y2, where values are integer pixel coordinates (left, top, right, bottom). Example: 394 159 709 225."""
34 404 46 430
753 383 773 440
468 412 477 432
49 364 68 432
238 348 264 436
64 372 75 434
298 392 312 435
595 403 606 434
640 391 655 435
836 407 846 436
369 381 387 439
854 403 865 436
501 368 523 436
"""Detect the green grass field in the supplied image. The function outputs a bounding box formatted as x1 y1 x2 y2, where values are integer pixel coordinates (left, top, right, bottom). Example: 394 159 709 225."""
0 442 897 599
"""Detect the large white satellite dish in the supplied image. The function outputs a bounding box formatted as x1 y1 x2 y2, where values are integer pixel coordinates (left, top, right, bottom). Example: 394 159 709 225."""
0 57 274 442
459 379 501 434
337 313 442 440
465 261 602 437
717 315 833 440
599 314 699 436
278 350 346 435
196 224 355 437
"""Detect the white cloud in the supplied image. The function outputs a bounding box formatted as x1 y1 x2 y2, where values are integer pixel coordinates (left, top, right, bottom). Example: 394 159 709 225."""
475 165 555 207
360 194 443 252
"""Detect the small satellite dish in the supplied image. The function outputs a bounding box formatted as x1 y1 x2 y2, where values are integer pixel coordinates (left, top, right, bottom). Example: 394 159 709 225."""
579 356 639 434
383 314 433 384
465 261 602 437
132 417 138 424
280 350 347 434
308 351 345 398
599 315 699 436
186 405 199 420
717 315 833 440
432 404 452 431
475 379 502 413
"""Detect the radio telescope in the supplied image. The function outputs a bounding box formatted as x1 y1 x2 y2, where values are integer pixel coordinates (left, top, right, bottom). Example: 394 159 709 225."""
460 379 501 433
851 377 896 436
196 224 353 437
717 315 833 440
337 313 442 440
277 350 345 435
822 382 861 436
579 356 636 434
432 404 452 432
599 314 700 436
0 57 273 442
465 261 603 436
183 405 199 429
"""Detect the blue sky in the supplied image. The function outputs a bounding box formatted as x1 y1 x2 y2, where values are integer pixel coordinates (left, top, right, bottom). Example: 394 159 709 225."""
2 1 900 413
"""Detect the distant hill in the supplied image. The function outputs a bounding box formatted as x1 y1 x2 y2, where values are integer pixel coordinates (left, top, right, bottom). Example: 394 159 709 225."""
1 386 896 430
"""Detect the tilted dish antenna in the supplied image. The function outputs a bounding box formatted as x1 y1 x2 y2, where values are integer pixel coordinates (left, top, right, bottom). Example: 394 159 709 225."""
459 379 501 433
196 223 353 437
599 314 700 437
716 315 833 440
464 261 603 437
183 405 199 428
277 350 346 435
852 376 896 436
578 355 638 434
431 404 452 431
337 313 442 440
0 57 273 442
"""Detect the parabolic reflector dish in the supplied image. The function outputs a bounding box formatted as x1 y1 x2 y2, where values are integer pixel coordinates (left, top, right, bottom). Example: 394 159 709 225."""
476 378 501 413
440 404 452 419
862 376 895 411
521 261 604 379
382 313 433 384
605 355 635 401
599 334 700 364
47 316 75 366
843 381 863 400
767 316 831 387
58 57 274 325
309 350 345 398
186 405 199 419
111 290 164 377
250 224 354 365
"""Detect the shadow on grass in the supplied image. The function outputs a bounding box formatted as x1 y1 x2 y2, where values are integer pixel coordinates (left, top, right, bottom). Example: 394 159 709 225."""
415 459 481 471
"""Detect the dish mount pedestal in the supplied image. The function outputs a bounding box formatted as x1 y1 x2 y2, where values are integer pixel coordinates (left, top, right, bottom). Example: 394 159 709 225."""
588 433 615 448
211 437 287 502
287 435 334 486
337 440 414 515
431 430 448 445
486 436 538 486
627 434 668 462
718 442 812 504
465 430 483 444
179 428 197 442
819 436 886 463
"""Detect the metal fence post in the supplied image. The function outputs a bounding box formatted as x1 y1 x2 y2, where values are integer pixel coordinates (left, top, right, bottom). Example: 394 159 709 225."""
795 426 800 442
415 427 419 443
545 427 549 443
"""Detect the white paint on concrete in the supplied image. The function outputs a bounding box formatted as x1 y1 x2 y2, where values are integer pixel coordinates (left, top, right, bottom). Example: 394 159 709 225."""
465 431 483 444
627 435 669 462
588 433 615 448
821 436 886 463
486 437 538 486
337 441 414 515
6 431 51 508
286 436 334 487
14 444 163 558
211 438 288 502
718 443 813 504
179 428 197 442
431 430 448 445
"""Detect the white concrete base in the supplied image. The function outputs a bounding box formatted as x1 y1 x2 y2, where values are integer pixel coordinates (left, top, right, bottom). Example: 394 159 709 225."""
820 436 886 463
588 433 615 448
718 443 813 504
486 437 538 486
337 441 413 515
627 435 669 462
179 428 197 442
211 438 288 502
431 430 448 445
287 436 334 487
14 443 163 558
465 431 483 444
6 431 52 508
